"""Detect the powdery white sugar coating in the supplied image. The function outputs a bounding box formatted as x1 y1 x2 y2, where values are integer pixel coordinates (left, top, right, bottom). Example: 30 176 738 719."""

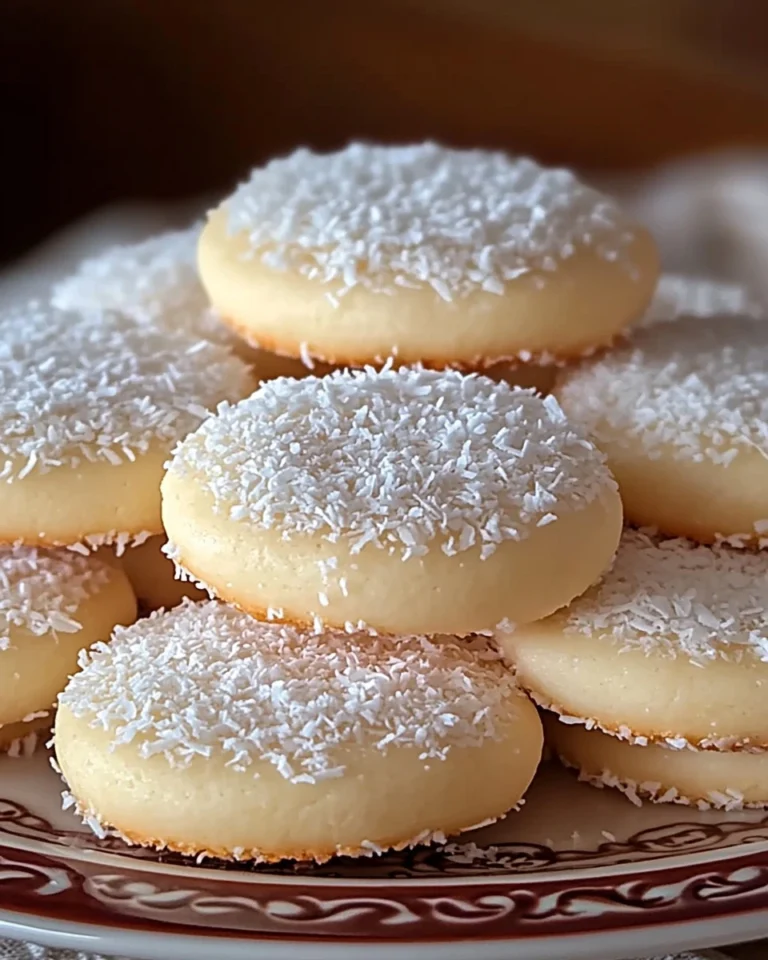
641 274 765 327
168 367 616 559
226 142 640 301
59 600 522 784
0 302 254 480
50 227 233 347
558 314 768 466
563 529 768 664
0 545 110 649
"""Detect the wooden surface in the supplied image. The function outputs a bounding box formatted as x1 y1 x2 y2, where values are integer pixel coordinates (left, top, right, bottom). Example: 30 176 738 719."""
4 0 768 262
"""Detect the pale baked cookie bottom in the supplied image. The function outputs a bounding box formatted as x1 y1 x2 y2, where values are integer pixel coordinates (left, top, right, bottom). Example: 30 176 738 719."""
162 475 623 636
0 568 137 733
560 434 768 548
544 712 768 810
200 208 658 370
0 450 170 549
502 618 768 752
500 529 768 751
55 697 543 862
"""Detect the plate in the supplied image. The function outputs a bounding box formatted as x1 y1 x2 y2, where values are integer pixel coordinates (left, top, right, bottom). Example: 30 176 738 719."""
1 748 767 960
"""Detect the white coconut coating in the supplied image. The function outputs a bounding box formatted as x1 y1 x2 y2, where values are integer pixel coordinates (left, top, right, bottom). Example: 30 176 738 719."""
556 314 768 544
0 545 111 646
503 530 768 751
0 544 137 740
55 601 543 861
0 301 253 479
59 601 526 781
200 143 658 367
162 367 622 634
168 367 614 558
225 142 643 302
50 226 212 328
0 301 255 546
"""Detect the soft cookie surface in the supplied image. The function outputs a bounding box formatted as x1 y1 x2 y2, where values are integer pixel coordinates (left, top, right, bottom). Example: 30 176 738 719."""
0 545 136 750
0 302 255 547
55 601 542 861
51 227 319 380
502 529 768 750
200 143 658 367
162 367 622 634
545 713 768 811
556 314 768 545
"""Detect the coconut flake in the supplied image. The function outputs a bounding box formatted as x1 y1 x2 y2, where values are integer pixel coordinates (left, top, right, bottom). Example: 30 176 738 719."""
0 544 112 648
4 730 40 758
0 302 254 480
561 529 768 664
50 226 236 350
225 143 643 302
59 600 527 784
558 313 768 467
167 366 616 560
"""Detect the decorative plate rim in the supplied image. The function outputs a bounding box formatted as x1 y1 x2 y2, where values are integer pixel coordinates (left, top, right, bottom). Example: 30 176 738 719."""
2 833 768 948
4 759 768 958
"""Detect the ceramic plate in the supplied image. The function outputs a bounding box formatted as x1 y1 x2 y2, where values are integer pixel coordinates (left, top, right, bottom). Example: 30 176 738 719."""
1 748 767 960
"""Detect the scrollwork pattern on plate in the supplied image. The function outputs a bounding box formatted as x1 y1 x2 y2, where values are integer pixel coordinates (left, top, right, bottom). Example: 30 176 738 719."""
73 862 768 931
3 796 768 880
0 853 73 897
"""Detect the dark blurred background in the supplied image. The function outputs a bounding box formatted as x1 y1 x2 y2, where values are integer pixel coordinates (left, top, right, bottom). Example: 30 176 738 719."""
3 0 768 268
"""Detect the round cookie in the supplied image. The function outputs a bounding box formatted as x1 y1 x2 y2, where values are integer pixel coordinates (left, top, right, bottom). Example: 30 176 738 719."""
555 314 768 545
501 529 768 751
544 713 768 811
51 226 321 382
0 301 255 548
119 536 206 612
52 226 212 330
199 142 658 368
1 545 136 755
55 601 543 861
161 367 622 635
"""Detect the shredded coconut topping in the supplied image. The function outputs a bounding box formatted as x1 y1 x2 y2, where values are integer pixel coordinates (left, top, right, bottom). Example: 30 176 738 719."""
561 529 768 663
59 600 523 784
168 366 615 559
0 302 254 480
570 763 763 812
225 142 641 301
5 730 41 758
558 314 768 466
641 274 765 327
50 226 234 348
0 545 111 648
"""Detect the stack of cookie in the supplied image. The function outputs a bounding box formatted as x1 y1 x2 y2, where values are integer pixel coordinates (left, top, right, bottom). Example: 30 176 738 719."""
0 299 255 754
503 294 768 811
54 364 626 861
16 139 761 855
51 143 657 862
